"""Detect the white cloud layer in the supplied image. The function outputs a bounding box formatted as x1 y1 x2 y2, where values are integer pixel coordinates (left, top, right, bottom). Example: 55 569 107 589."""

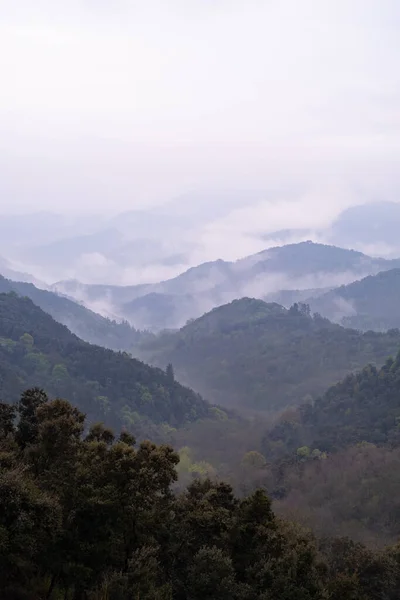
0 0 399 216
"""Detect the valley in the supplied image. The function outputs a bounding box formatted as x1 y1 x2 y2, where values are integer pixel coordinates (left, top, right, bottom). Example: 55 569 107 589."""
3 227 400 598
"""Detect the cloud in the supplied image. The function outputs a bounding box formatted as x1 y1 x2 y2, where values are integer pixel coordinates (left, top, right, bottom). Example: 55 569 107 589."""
0 0 399 215
189 185 369 263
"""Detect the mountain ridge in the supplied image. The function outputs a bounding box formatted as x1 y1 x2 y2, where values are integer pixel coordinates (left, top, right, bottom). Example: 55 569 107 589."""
138 297 400 412
0 292 214 435
51 241 400 331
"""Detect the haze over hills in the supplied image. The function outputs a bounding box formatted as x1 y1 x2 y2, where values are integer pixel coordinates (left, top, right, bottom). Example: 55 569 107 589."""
3 2 400 595
52 241 400 331
3 201 400 288
328 201 400 256
0 275 149 350
257 201 400 258
0 192 266 285
138 297 400 412
0 255 47 287
0 292 214 436
307 268 400 331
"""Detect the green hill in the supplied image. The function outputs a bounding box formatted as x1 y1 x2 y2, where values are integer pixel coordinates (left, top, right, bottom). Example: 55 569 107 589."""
264 351 400 457
258 350 400 544
0 274 149 350
140 297 400 412
308 268 400 331
0 293 212 435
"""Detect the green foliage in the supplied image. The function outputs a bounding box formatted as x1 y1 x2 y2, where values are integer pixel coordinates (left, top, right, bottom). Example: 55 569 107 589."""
265 351 400 457
0 293 213 435
1 389 400 599
141 297 400 411
19 332 34 348
241 450 266 469
0 274 151 350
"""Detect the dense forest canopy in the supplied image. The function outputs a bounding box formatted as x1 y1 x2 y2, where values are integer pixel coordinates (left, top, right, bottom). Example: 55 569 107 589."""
0 293 213 437
140 297 400 411
3 286 400 581
2 388 400 600
264 350 400 456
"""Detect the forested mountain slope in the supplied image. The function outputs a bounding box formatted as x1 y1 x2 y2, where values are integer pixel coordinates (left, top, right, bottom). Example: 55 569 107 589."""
255 350 400 544
139 298 400 411
53 241 400 330
0 274 148 350
308 268 400 331
265 351 400 457
0 293 212 435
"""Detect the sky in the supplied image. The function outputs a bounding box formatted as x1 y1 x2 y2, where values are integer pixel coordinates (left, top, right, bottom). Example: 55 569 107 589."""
0 0 399 219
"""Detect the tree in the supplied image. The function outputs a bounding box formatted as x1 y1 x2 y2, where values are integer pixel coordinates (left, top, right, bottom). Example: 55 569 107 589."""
19 332 34 348
15 388 48 449
0 401 15 439
166 362 175 383
186 546 240 600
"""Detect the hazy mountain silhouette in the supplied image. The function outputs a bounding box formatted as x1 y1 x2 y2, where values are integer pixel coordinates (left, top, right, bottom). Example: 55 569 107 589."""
53 242 400 330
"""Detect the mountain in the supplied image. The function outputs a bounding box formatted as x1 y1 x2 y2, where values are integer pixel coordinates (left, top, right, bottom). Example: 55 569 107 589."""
0 293 213 434
328 201 400 255
265 349 400 458
307 268 400 331
264 287 331 307
54 242 400 331
0 275 149 350
256 202 400 257
0 255 46 287
138 297 400 411
121 292 201 332
263 353 400 544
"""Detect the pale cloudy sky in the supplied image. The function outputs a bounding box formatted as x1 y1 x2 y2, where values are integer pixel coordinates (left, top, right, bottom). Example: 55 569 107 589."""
1 0 400 218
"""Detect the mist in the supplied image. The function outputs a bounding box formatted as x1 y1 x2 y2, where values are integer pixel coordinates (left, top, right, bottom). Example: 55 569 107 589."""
0 0 400 321
1 1 400 218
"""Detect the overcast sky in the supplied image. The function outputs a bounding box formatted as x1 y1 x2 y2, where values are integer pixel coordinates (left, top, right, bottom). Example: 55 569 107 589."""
1 0 400 221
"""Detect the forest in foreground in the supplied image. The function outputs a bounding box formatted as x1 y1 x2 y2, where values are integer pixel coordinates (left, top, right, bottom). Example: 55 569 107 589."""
2 388 400 600
4 291 400 549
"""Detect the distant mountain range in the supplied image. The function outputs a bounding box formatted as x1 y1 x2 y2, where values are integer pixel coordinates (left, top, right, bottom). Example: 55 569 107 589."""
3 199 400 287
0 255 47 287
53 241 400 331
259 201 400 257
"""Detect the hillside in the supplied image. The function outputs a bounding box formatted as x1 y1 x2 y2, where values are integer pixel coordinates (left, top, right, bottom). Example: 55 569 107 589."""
257 349 400 544
265 351 400 457
308 268 400 331
53 241 400 331
235 240 397 277
0 255 44 286
0 275 148 350
263 287 331 307
139 297 400 411
0 293 212 435
121 292 201 331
